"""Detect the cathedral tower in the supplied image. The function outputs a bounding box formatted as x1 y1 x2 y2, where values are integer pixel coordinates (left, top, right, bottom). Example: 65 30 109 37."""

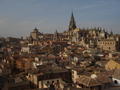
69 12 77 31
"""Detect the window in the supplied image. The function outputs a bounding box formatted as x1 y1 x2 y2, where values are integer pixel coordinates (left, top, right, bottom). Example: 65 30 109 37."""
114 80 118 84
47 81 50 84
52 81 54 84
57 80 59 82
46 81 50 87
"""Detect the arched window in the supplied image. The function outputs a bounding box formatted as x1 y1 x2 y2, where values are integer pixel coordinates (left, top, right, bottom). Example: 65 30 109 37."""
114 80 118 84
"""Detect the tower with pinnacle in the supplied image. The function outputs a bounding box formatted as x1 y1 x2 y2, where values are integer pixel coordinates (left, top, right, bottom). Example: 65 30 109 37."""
69 12 77 31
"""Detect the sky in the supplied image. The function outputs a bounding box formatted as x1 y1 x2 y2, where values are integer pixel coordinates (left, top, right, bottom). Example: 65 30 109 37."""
0 0 120 37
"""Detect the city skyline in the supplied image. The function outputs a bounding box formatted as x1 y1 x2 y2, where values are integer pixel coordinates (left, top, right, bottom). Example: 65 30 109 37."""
0 0 120 37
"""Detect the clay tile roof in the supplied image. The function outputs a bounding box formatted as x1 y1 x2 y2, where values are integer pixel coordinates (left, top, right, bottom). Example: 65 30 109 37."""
97 73 112 83
77 72 112 87
77 75 101 87
113 69 120 79
105 60 120 70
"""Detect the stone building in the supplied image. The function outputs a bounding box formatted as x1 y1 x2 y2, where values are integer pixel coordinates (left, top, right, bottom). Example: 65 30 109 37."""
27 64 72 89
30 27 43 40
28 13 120 51
97 39 117 51
64 12 109 48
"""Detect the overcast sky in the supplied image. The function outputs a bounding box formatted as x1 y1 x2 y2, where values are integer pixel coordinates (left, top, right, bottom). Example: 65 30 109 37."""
0 0 120 37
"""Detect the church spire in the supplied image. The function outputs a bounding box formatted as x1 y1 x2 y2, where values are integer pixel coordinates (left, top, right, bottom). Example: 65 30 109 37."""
110 30 113 35
69 12 77 30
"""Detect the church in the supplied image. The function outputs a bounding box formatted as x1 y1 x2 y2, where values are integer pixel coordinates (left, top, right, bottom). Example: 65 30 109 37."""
28 12 120 51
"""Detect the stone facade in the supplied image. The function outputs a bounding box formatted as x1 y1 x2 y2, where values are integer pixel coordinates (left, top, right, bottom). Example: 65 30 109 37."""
97 39 117 51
